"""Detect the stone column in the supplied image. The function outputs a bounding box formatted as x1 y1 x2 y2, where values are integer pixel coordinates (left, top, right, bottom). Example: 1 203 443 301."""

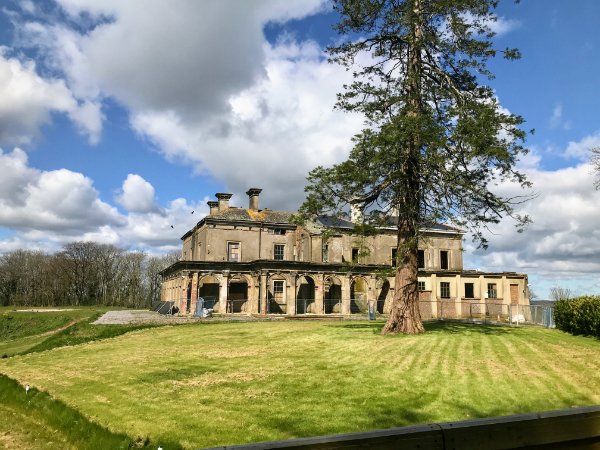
248 272 260 314
315 273 325 314
341 275 351 316
454 274 461 319
259 272 268 315
430 273 438 318
219 271 229 314
190 272 199 315
288 272 297 316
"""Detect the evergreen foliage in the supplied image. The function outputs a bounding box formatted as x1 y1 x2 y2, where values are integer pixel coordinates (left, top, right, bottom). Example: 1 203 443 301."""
299 0 531 334
554 296 600 338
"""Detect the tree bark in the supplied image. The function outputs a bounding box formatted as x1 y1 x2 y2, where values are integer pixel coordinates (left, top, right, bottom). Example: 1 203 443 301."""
382 0 425 335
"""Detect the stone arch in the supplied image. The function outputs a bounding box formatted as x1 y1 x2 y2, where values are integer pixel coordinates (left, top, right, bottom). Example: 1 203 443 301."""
228 273 251 313
266 272 292 314
350 276 368 313
324 275 342 314
198 274 221 309
296 274 316 314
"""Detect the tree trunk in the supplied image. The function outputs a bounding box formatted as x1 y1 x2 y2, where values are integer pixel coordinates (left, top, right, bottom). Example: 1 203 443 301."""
382 0 425 335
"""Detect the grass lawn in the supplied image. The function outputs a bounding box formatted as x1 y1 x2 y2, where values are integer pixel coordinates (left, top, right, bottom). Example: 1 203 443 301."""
1 320 600 449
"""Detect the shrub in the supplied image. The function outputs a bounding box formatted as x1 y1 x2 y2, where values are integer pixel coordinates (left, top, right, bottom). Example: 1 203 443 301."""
554 296 600 338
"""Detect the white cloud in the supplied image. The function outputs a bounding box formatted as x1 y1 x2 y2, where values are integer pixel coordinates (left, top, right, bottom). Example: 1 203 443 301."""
0 147 123 233
116 174 162 214
487 16 520 36
466 134 600 297
563 131 600 161
0 49 102 145
0 147 206 252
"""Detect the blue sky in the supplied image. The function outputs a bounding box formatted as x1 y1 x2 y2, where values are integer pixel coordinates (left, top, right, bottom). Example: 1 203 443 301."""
0 0 599 299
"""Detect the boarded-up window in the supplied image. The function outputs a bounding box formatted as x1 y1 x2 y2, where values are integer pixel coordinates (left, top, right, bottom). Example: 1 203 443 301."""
273 280 285 302
228 242 240 262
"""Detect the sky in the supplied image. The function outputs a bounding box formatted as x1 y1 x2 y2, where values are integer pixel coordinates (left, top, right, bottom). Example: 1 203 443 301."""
0 0 599 299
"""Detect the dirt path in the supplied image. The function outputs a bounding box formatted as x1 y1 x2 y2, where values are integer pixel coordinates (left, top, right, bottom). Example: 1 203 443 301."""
39 317 87 336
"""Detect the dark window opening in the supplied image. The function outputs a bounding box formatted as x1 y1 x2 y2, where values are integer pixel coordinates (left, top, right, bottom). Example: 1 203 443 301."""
352 248 359 263
465 282 474 298
391 248 397 267
440 251 449 270
322 243 328 262
269 228 286 235
418 249 425 269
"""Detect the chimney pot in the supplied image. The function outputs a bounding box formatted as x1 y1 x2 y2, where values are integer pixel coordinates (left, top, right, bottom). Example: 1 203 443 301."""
207 201 218 215
215 193 232 212
246 188 262 210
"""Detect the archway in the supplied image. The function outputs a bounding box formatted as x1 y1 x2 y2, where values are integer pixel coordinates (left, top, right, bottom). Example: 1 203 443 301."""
296 275 315 314
267 274 288 314
324 276 342 314
228 275 249 313
350 276 368 313
198 274 220 311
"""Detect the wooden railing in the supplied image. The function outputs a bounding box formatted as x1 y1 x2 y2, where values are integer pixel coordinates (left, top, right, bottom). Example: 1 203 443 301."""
208 405 600 449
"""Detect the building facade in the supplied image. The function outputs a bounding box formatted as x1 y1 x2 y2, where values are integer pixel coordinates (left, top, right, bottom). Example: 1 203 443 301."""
161 189 529 318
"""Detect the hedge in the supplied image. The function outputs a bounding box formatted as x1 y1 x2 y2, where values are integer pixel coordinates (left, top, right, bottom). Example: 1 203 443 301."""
554 296 600 338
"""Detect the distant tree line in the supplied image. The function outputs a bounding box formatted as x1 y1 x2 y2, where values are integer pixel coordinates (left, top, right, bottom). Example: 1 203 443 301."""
0 242 178 308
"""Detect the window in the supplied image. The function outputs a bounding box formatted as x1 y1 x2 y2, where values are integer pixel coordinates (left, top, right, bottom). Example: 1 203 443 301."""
274 244 285 261
227 242 240 262
273 280 284 294
352 248 359 263
391 248 397 267
440 282 450 298
464 283 474 298
487 283 497 299
322 242 328 262
269 228 286 235
418 281 425 291
418 249 425 269
440 251 449 270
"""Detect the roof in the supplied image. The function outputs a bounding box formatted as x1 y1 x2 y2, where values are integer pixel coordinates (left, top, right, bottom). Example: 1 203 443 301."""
208 207 294 224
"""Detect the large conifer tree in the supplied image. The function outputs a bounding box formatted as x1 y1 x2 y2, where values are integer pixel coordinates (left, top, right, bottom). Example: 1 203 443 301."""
299 0 531 334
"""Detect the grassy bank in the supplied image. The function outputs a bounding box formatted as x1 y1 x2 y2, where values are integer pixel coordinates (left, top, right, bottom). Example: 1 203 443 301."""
1 320 599 448
0 373 175 449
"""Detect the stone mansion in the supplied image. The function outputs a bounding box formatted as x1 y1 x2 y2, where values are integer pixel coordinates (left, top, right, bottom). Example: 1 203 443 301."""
160 188 529 317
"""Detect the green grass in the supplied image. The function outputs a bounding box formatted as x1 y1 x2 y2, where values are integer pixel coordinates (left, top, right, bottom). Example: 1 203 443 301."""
1 320 600 449
0 307 158 357
0 373 179 449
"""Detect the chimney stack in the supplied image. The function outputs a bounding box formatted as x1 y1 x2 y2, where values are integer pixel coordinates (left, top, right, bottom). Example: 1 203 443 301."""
246 188 262 210
215 193 232 212
207 200 218 215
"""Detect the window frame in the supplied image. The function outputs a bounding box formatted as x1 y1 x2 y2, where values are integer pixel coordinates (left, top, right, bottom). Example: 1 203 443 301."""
391 247 397 267
417 281 426 291
227 241 241 262
322 242 329 263
487 283 497 299
351 247 360 263
440 281 451 299
273 244 285 261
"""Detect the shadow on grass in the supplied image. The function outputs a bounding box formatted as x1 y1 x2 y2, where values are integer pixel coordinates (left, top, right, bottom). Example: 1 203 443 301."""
333 320 512 336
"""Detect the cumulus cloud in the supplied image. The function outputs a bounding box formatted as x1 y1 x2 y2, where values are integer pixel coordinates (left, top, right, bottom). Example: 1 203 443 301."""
0 50 102 145
465 135 600 296
0 147 206 252
116 174 162 214
563 131 600 161
0 147 123 233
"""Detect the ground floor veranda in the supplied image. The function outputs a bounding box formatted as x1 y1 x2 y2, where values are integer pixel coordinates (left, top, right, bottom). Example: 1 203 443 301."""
160 260 529 318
